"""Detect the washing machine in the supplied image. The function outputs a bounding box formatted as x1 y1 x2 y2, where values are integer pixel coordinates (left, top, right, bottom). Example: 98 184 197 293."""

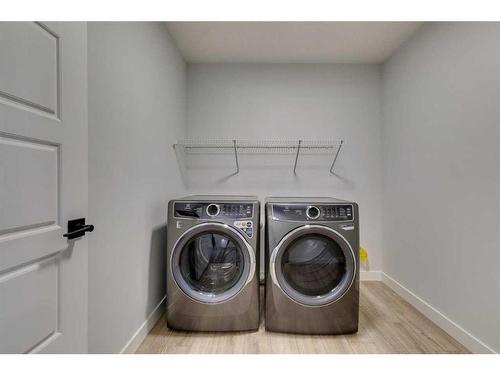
265 197 359 334
167 195 260 331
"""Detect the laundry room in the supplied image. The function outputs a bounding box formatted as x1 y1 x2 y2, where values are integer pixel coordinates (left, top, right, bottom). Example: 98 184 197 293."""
1 2 500 372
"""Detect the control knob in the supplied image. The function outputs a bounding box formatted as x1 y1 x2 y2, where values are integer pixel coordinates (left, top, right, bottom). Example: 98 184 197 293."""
306 206 321 220
206 204 220 217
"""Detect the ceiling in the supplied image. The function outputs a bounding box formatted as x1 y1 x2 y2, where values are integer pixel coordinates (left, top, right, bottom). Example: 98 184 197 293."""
166 22 423 64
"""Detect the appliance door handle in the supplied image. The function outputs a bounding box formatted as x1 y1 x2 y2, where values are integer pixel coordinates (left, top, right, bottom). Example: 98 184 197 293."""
341 225 355 231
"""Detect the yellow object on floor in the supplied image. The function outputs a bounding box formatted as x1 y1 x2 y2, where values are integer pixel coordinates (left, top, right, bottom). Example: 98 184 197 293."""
360 246 368 262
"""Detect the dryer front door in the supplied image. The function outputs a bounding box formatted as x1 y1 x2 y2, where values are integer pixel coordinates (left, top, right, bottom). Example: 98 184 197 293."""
171 223 255 304
270 225 356 306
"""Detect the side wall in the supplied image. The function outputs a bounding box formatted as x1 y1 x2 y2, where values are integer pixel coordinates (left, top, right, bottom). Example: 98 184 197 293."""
87 23 186 353
186 64 383 274
382 22 500 353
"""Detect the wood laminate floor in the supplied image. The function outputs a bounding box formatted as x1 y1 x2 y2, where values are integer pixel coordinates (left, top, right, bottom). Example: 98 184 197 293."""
136 281 468 354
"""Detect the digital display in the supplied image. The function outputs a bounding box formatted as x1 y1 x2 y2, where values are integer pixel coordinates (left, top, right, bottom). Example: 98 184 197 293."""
174 202 253 219
219 203 253 218
272 204 353 222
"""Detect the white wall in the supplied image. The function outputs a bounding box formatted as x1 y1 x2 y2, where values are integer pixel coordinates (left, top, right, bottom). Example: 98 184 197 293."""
87 23 186 353
382 22 500 353
186 64 383 273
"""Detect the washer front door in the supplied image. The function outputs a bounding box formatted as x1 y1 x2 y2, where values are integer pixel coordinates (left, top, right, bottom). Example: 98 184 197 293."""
270 225 356 306
172 222 255 304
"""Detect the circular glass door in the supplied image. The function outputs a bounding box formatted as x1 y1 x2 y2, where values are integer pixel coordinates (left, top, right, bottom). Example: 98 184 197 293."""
271 225 356 306
172 223 253 303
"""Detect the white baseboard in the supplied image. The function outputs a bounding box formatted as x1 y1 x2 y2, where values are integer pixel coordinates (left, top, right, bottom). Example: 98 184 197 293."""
120 296 166 354
381 272 496 354
360 270 382 281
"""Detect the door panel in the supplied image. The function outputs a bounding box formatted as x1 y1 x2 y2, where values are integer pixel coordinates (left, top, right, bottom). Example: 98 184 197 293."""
179 232 245 293
171 223 255 304
0 258 58 353
0 22 88 353
271 225 356 306
0 22 58 115
281 234 347 296
0 135 58 236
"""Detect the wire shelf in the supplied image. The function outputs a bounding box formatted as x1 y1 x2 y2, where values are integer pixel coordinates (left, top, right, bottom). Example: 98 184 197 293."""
173 139 344 174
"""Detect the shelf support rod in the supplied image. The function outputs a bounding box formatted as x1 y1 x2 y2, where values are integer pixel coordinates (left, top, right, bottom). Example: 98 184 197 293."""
329 140 344 174
233 139 240 174
293 140 302 175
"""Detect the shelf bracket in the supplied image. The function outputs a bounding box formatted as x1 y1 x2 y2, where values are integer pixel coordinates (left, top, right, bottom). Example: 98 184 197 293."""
329 140 344 174
293 140 302 175
233 139 240 174
173 143 188 185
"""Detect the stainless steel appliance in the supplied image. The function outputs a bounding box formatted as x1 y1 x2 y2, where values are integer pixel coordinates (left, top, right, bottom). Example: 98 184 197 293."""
265 197 359 334
167 195 260 331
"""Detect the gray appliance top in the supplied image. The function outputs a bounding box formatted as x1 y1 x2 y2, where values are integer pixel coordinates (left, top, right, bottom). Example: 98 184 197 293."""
175 195 258 202
265 196 353 204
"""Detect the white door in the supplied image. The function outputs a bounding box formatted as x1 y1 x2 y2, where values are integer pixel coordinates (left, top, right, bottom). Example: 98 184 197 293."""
0 22 88 353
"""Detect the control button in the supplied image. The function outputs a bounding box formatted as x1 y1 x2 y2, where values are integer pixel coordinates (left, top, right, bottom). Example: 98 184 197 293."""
206 204 220 217
306 206 320 220
234 220 252 229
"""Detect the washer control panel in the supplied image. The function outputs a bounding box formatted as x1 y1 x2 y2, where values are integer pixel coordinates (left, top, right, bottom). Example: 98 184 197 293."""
174 202 253 219
233 220 254 238
271 203 354 222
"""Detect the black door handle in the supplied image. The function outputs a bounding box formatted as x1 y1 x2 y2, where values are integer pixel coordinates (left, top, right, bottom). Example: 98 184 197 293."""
63 218 94 239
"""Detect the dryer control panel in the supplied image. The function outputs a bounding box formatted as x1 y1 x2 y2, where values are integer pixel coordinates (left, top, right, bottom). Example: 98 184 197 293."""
271 203 354 222
174 202 253 219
